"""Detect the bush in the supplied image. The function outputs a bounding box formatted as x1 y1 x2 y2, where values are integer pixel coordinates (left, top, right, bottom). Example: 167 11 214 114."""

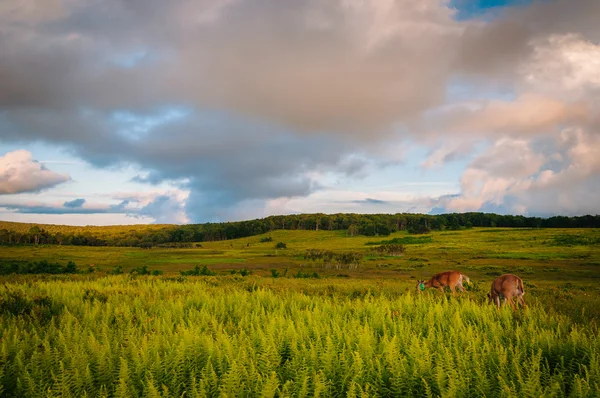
83 289 108 303
131 265 151 275
0 260 79 275
260 236 273 243
275 242 287 249
64 261 78 273
231 268 253 277
110 265 124 275
371 243 405 256
0 291 64 325
180 265 216 276
293 271 320 279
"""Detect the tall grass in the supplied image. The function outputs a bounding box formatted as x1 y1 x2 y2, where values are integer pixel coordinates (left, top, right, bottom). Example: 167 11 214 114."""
1 276 598 397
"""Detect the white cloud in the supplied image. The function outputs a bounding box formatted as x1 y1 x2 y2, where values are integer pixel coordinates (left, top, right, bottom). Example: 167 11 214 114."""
521 34 600 98
442 130 600 215
0 150 70 194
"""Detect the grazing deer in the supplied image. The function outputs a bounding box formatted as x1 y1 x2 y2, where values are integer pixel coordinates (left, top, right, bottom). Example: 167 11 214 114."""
416 271 470 295
487 274 526 311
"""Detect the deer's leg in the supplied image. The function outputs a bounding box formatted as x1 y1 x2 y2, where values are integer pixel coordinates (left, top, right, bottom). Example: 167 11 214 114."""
457 284 466 292
449 285 457 295
506 295 517 311
518 295 526 308
495 296 501 309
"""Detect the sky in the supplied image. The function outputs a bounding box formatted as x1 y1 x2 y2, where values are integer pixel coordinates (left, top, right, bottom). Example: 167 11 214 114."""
0 0 599 226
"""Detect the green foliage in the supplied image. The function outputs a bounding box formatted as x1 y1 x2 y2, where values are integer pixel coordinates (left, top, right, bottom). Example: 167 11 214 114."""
365 236 433 245
180 265 216 276
260 236 273 243
83 289 108 303
548 233 600 246
270 268 289 278
1 277 599 397
292 270 320 279
2 212 598 248
304 249 335 263
130 265 161 275
232 268 253 277
303 249 362 269
0 290 63 325
109 265 124 275
0 259 79 275
370 243 406 256
275 242 287 249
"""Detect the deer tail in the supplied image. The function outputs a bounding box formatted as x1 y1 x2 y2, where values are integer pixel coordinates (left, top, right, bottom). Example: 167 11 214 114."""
461 274 470 284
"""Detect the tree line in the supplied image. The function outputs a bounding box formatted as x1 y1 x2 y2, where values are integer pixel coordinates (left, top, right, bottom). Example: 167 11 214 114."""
0 212 599 247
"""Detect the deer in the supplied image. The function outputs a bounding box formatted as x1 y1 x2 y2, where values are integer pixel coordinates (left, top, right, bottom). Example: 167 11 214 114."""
487 274 526 311
416 271 470 295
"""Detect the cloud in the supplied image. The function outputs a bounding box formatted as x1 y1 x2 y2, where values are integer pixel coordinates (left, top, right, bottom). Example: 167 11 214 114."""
63 198 85 208
423 94 588 138
439 130 600 216
0 150 70 194
0 0 461 132
139 195 188 224
0 190 188 223
1 203 121 215
1 0 599 221
352 198 389 205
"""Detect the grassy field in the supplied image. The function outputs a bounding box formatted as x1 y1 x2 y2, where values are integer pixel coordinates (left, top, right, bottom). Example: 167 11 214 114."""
1 227 600 396
2 227 599 279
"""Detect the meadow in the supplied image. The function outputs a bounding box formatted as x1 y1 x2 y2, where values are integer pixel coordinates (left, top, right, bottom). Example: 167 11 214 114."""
1 227 600 396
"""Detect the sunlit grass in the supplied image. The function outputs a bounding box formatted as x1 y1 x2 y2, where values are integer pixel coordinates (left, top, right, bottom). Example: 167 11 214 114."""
0 276 598 397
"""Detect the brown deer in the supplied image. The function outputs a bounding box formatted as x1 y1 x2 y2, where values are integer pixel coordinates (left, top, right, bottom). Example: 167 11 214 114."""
487 274 526 311
416 271 470 295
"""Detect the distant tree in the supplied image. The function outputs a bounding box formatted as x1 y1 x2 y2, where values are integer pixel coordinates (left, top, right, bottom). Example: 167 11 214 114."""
347 224 359 237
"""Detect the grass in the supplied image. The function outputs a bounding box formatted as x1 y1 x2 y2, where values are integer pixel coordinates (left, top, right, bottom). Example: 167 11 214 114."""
2 227 600 277
0 276 599 396
364 236 433 245
1 227 600 396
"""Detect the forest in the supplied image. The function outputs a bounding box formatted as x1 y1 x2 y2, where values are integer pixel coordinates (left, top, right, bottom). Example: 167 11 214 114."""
1 212 599 247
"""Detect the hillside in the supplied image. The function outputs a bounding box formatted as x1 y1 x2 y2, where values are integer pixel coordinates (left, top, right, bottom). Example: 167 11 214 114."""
1 212 599 247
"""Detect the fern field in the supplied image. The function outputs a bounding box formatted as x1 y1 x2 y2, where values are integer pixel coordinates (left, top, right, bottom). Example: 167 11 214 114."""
1 276 598 397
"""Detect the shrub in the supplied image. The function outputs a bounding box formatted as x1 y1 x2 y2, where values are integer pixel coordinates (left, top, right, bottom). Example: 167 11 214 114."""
260 236 273 243
293 271 320 279
131 265 151 275
0 291 63 325
180 265 216 276
231 268 253 277
83 289 108 303
275 242 287 249
110 265 124 275
371 243 405 256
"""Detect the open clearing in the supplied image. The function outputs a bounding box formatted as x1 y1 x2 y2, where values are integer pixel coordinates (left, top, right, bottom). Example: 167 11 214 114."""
1 227 599 396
